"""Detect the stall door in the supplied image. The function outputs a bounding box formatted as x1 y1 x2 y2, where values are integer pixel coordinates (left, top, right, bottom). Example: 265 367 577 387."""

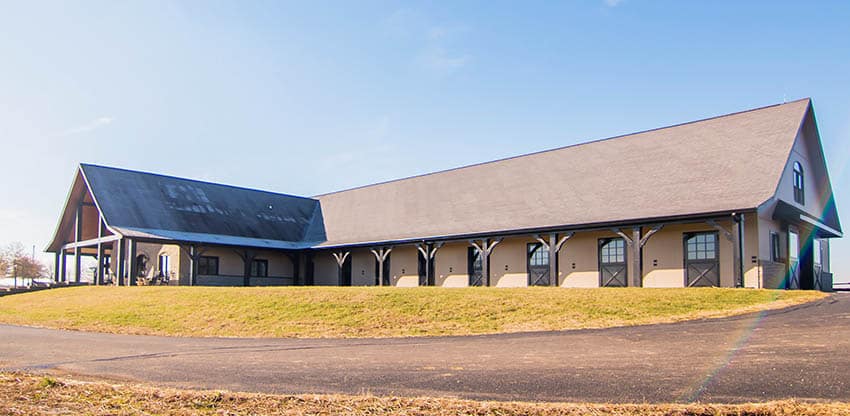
813 239 823 291
527 243 550 286
787 230 800 289
599 238 627 287
468 247 484 286
684 232 720 287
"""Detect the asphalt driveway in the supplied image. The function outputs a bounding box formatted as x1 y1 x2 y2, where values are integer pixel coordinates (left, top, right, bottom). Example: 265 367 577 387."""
1 293 848 403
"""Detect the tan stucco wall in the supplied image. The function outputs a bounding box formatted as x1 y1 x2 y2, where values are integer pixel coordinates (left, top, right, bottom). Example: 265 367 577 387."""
559 230 621 288
742 213 760 288
350 250 376 286
775 131 827 218
312 252 339 286
434 242 469 287
642 221 738 288
133 242 183 283
489 237 530 287
389 246 419 287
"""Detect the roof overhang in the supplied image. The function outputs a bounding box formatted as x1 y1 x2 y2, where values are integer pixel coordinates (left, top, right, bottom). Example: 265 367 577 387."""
116 227 321 251
773 200 843 238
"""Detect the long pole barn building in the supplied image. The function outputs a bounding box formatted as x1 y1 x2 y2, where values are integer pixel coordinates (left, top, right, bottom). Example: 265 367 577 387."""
47 98 841 289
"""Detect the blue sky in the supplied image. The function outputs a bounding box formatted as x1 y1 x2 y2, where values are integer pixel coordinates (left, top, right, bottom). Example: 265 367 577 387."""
1 1 848 280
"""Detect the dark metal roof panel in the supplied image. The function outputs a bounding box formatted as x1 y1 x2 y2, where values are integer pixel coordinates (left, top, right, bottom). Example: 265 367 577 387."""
81 164 325 245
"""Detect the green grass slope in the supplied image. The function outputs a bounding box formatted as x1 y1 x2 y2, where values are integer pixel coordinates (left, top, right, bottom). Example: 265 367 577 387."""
0 286 824 338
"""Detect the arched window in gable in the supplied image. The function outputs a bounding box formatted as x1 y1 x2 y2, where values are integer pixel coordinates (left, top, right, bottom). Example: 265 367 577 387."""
793 161 805 205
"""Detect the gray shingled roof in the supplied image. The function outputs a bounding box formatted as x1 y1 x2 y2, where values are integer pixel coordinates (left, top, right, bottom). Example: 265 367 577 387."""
315 99 816 246
49 98 837 251
66 164 325 250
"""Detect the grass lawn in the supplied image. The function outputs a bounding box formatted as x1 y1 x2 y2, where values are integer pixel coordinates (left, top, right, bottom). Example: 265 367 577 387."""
0 286 824 338
2 372 848 416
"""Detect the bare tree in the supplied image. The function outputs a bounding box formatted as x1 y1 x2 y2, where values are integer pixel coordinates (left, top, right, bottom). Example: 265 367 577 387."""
2 242 47 279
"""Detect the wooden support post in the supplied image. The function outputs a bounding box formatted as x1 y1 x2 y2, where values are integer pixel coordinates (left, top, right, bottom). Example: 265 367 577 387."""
53 251 60 282
178 244 205 286
96 243 106 286
535 232 573 287
611 225 663 288
332 251 350 286
60 250 67 283
631 227 641 288
292 253 301 285
235 249 257 287
370 247 393 286
115 239 125 286
306 252 315 285
416 242 443 286
189 245 198 286
74 203 83 283
94 215 104 285
469 238 502 286
283 252 303 285
127 239 138 286
733 214 745 288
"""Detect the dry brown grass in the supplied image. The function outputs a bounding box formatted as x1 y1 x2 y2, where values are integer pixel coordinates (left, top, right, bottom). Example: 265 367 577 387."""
0 287 826 338
1 372 848 416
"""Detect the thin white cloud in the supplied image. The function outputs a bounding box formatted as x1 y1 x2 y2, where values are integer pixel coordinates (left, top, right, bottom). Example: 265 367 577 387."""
417 46 471 74
60 116 114 136
385 9 472 77
604 0 624 7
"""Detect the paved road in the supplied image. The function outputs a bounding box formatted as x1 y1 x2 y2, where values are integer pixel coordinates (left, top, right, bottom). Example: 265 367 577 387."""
2 294 849 403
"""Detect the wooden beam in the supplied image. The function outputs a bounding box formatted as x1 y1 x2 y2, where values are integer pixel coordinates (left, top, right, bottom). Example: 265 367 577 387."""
53 251 60 282
733 214 745 288
631 227 641 288
116 239 125 286
707 220 733 241
94 215 103 285
332 251 350 286
234 249 258 287
535 232 573 287
74 203 83 283
639 225 663 248
128 239 138 286
178 244 207 286
61 235 121 251
469 238 501 286
416 242 443 286
292 253 301 285
370 247 392 286
306 252 315 286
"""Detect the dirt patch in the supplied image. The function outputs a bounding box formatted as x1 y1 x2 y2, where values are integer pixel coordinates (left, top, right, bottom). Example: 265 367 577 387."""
2 372 849 415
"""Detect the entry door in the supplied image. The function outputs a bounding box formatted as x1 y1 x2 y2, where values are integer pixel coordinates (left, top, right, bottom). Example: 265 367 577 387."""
418 251 435 286
599 238 627 287
527 243 550 286
813 239 823 291
787 230 800 289
468 247 484 286
684 232 720 287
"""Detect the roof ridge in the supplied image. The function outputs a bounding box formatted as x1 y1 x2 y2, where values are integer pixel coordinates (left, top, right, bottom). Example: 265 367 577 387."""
80 163 318 202
314 98 811 198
